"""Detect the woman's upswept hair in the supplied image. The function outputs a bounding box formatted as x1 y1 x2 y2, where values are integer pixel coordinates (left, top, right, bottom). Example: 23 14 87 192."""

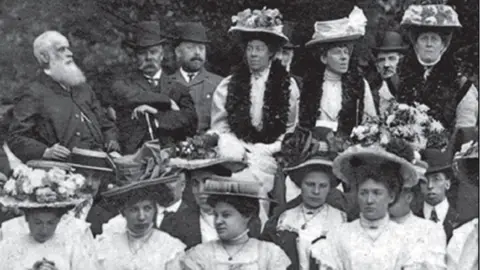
207 195 260 218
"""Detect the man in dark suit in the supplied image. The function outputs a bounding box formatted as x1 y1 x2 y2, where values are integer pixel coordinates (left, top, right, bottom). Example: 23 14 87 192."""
274 21 303 92
170 22 223 133
412 148 463 242
110 21 197 154
8 31 119 162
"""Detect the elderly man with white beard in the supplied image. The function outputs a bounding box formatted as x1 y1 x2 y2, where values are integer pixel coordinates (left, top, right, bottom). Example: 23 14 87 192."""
7 31 119 162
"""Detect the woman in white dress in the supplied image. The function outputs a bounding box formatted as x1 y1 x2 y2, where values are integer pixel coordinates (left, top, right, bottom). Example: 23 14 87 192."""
0 165 100 270
96 169 185 270
262 127 347 270
181 177 291 270
210 7 300 222
312 139 428 269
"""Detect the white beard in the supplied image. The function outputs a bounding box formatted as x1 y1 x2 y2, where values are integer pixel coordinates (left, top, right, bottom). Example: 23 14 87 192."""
47 59 86 87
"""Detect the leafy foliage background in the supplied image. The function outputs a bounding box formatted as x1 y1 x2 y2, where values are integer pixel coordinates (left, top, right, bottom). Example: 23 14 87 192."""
0 0 477 104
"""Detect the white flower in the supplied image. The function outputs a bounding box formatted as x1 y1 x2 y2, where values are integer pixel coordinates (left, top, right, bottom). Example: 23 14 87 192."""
415 103 430 113
12 165 32 179
46 167 67 185
429 120 444 132
397 103 410 111
386 115 396 126
3 179 17 195
217 133 246 161
21 180 34 195
59 179 77 196
68 174 86 188
57 186 68 196
29 169 46 189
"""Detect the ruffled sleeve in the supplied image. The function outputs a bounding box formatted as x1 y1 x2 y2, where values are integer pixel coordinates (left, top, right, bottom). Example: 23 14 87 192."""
180 243 211 270
210 76 232 134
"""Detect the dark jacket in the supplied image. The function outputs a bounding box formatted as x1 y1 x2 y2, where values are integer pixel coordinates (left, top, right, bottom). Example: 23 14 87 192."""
412 202 461 242
111 71 197 154
7 73 118 162
170 68 223 133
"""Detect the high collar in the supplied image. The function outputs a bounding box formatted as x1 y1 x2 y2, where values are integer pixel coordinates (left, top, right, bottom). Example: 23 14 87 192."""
324 68 342 82
144 68 162 80
158 199 182 213
359 213 390 229
424 198 449 223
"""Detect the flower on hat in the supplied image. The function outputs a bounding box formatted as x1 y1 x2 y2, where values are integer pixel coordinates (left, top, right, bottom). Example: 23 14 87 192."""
401 4 462 28
231 7 283 31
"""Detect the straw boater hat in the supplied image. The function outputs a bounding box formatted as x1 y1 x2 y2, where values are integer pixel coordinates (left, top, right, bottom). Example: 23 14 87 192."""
332 138 419 188
305 6 367 48
0 165 91 209
282 126 343 187
228 7 289 46
201 175 272 201
452 140 478 186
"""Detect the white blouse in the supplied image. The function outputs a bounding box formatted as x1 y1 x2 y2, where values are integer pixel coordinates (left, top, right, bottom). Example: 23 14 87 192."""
311 215 425 270
96 229 185 270
278 204 346 270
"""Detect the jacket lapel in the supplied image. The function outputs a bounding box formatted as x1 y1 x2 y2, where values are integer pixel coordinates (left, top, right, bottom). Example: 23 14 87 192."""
188 68 206 87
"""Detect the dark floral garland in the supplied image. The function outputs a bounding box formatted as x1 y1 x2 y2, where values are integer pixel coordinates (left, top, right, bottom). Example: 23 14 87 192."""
225 59 291 144
299 55 366 137
396 52 472 131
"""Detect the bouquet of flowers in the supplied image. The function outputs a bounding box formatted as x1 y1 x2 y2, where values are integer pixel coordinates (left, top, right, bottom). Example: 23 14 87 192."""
0 165 87 203
351 101 448 151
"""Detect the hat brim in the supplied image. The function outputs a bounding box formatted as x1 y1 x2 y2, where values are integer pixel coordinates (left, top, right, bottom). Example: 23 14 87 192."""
124 39 169 49
200 190 275 202
332 145 417 187
305 34 362 48
426 164 452 175
284 41 299 49
284 158 333 172
0 195 88 209
228 27 289 45
169 158 247 173
177 37 210 44
26 160 73 171
372 46 409 53
101 174 178 198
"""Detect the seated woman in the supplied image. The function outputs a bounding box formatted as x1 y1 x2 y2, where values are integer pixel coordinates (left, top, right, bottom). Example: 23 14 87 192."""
0 165 100 270
300 6 376 138
210 7 300 220
312 139 429 269
96 167 185 269
181 177 291 269
262 128 347 270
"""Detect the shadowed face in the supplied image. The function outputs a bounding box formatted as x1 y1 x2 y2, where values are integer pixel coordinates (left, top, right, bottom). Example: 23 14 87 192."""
214 201 250 240
246 39 272 73
358 178 395 221
420 171 450 206
176 41 206 72
415 32 447 65
388 189 413 218
191 170 214 212
300 170 332 209
123 199 156 235
136 45 164 76
25 210 62 243
375 52 402 79
275 47 294 71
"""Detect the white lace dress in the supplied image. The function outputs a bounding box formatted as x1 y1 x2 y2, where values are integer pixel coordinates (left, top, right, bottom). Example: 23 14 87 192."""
96 229 186 270
0 228 100 270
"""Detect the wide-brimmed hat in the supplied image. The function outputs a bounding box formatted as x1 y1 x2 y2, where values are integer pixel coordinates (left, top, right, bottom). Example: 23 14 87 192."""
281 126 341 187
125 21 168 49
228 7 289 46
332 140 418 188
0 165 91 209
453 140 478 186
282 21 299 49
305 6 366 48
201 175 272 201
372 31 409 53
422 148 452 175
401 4 462 29
169 133 247 174
175 22 210 44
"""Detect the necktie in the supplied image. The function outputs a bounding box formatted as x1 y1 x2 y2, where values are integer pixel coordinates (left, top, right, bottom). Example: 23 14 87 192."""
147 77 159 86
188 73 195 82
430 208 439 223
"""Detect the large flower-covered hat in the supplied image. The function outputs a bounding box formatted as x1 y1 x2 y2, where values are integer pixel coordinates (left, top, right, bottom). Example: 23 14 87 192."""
168 132 247 174
401 4 462 28
0 165 91 209
305 6 367 48
228 7 289 46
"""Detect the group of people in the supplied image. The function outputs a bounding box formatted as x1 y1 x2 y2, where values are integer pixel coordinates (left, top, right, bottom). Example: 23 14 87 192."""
0 2 477 270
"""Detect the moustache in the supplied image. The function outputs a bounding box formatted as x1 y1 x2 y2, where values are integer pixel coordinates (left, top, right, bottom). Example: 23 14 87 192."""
189 57 204 62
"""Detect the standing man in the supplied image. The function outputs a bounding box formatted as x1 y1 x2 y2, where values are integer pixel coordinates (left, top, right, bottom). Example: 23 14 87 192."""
413 148 463 242
170 22 223 133
369 31 408 113
110 21 197 154
8 31 119 162
275 21 303 91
